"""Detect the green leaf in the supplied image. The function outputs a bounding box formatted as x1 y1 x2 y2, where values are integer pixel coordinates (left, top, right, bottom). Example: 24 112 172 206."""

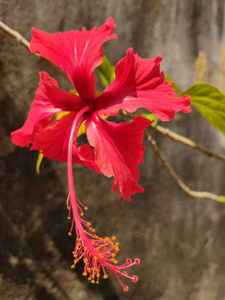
164 75 180 94
219 196 225 203
181 83 225 135
140 112 157 127
97 55 115 88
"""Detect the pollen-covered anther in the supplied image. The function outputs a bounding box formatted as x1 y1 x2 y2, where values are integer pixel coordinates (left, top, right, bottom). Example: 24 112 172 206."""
82 272 87 276
103 274 108 279
67 216 71 220
80 212 84 216
71 265 75 269
68 232 72 236
123 286 129 292
84 206 88 210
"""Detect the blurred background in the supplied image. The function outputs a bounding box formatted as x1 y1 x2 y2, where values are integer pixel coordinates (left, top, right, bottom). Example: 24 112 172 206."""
1 1 225 299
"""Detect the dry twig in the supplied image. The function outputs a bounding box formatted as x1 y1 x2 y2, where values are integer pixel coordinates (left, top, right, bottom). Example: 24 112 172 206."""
144 129 221 202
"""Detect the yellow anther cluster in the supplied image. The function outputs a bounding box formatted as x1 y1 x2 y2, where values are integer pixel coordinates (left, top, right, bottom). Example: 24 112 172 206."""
69 218 120 286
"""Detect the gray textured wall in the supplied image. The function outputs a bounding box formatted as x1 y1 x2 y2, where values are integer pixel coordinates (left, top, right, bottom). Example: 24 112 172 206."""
1 1 225 300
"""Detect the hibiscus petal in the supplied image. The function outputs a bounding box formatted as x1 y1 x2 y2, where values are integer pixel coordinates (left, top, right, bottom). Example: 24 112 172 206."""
95 49 191 121
30 18 117 101
86 113 152 200
11 72 85 147
32 112 100 173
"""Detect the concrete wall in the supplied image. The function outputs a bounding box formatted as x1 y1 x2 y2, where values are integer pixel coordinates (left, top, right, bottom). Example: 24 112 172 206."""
1 1 225 299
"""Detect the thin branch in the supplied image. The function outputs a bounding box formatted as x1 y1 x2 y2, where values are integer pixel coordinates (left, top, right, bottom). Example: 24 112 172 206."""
144 129 221 202
0 20 30 49
151 124 225 163
0 20 68 80
120 110 225 164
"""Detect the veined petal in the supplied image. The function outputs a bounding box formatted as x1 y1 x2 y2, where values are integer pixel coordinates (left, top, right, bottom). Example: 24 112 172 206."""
11 72 85 148
95 49 191 121
32 112 100 173
30 18 117 101
86 113 152 200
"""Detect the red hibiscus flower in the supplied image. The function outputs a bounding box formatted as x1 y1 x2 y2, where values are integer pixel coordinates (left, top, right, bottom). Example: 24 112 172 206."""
11 18 191 290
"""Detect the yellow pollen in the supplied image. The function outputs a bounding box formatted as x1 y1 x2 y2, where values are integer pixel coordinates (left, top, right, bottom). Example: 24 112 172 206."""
68 232 72 236
114 260 118 264
92 229 95 233
91 280 95 284
112 236 116 240
87 222 91 227
111 253 116 257
67 216 71 220
94 256 98 260
71 265 75 269
84 206 88 210
80 212 84 216
103 274 108 279
82 272 87 276
84 247 88 251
